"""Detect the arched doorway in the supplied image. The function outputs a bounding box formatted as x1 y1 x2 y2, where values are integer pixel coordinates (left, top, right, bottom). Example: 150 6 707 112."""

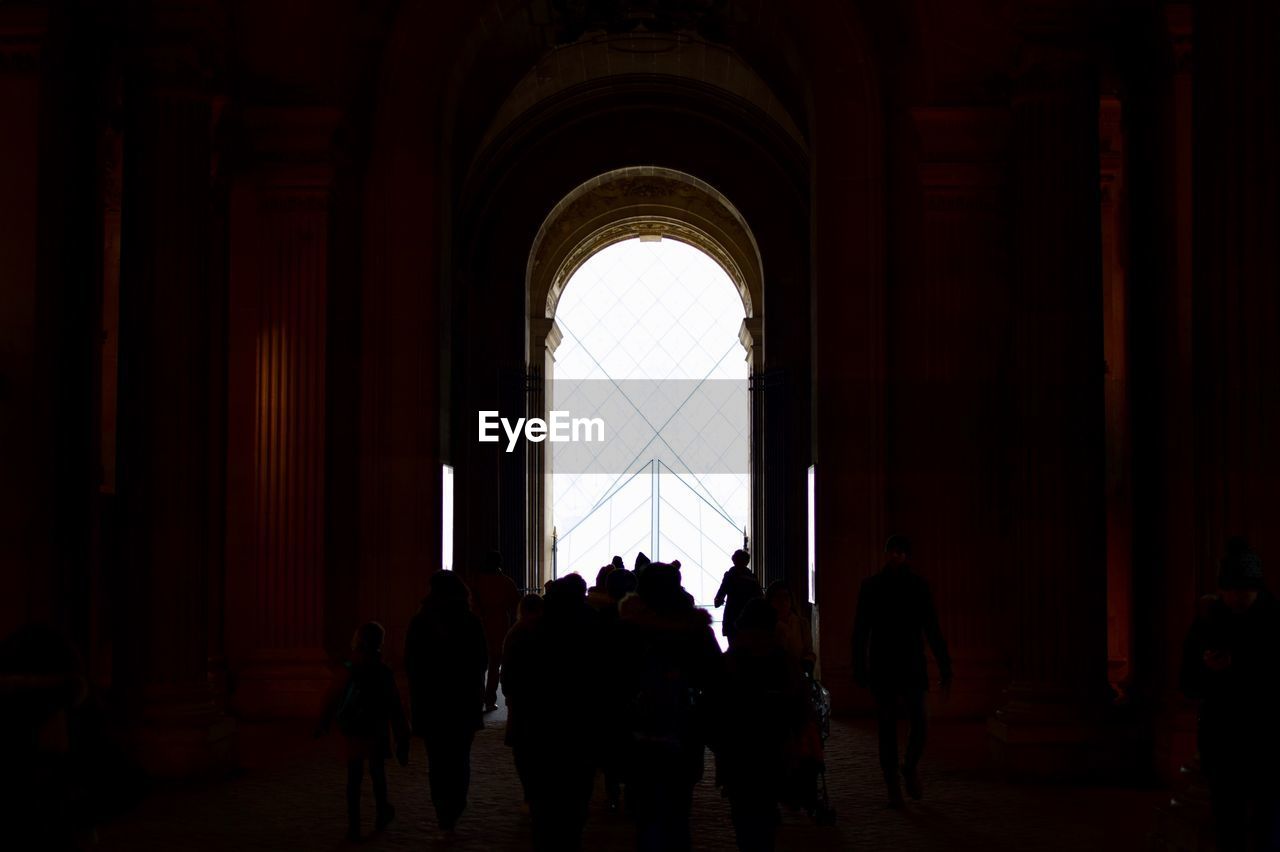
525 168 766 599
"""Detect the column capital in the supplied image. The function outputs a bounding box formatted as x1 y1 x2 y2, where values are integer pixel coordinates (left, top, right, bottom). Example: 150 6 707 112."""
1163 3 1192 72
239 105 345 165
129 0 225 95
531 317 563 356
0 5 46 76
911 107 1010 207
738 317 762 371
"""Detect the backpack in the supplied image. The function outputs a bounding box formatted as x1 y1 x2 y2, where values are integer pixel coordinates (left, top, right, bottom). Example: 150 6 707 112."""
629 655 700 758
335 662 380 737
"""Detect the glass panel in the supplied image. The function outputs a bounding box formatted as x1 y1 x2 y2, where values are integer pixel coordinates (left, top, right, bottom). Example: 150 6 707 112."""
551 238 749 641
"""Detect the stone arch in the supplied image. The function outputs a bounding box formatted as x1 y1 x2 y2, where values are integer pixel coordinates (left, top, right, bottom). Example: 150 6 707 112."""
528 166 763 325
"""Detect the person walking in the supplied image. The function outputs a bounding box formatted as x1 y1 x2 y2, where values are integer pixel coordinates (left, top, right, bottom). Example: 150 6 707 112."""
466 550 521 712
404 570 488 840
714 550 762 642
851 535 952 808
317 622 410 842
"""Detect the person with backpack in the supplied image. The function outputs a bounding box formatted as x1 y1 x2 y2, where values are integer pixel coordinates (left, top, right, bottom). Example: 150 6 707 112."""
316 621 409 842
617 560 723 852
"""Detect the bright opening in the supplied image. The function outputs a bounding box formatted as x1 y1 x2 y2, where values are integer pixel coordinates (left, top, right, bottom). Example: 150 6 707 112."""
441 464 454 572
551 237 749 641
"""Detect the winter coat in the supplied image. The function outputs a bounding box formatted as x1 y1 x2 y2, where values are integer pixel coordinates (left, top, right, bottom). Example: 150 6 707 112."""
503 596 603 748
714 566 762 637
319 651 408 761
705 628 808 795
851 563 952 693
1180 589 1280 768
404 597 488 738
467 569 521 656
775 609 816 669
616 591 723 786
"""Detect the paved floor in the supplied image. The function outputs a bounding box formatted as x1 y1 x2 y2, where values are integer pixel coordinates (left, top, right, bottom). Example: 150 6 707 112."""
96 706 1164 851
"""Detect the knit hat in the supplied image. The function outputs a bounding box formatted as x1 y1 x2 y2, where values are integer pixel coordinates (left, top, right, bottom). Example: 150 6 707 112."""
1217 537 1264 590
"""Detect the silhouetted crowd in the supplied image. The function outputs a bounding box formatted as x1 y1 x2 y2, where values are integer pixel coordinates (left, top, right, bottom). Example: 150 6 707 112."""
3 537 1277 850
321 548 836 850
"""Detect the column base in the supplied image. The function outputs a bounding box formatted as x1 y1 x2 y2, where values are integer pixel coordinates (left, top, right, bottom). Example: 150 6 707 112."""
129 686 237 779
933 649 1010 719
230 648 336 719
987 684 1136 780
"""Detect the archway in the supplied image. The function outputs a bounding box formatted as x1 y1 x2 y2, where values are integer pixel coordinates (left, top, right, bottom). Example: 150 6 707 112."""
526 168 765 596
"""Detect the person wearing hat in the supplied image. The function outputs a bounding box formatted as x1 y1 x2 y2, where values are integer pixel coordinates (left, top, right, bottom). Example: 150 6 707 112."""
1180 538 1280 852
851 534 952 808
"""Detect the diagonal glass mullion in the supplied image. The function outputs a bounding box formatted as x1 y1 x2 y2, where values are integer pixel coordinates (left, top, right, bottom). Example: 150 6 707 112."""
563 331 745 520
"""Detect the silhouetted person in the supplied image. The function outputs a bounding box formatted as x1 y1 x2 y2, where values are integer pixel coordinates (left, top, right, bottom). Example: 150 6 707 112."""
714 549 762 641
1180 538 1280 852
707 598 809 852
500 592 544 809
767 580 816 676
467 550 521 712
404 570 488 840
504 574 602 852
588 562 619 612
634 550 652 574
618 560 722 852
851 535 952 807
317 621 409 841
598 567 639 812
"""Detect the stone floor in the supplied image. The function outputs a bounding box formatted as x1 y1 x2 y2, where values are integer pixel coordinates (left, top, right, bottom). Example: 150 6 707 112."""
96 704 1165 851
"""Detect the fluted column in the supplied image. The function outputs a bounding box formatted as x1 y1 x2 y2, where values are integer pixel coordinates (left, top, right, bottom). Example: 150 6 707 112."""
225 107 338 717
0 7 54 637
115 1 234 776
528 317 561 590
986 41 1112 777
1192 0 1280 593
906 107 1013 718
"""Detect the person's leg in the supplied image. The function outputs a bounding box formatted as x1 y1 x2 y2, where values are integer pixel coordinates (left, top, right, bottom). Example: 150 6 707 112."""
513 746 533 804
426 737 456 832
369 758 394 829
874 690 903 806
902 689 928 799
729 788 778 852
457 729 474 818
485 653 501 708
430 729 474 832
345 758 363 838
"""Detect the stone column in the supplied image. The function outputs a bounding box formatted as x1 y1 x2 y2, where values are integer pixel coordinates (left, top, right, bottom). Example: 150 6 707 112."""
115 1 234 776
986 42 1113 777
1099 94 1134 698
1191 0 1280 587
529 317 562 590
1149 0 1201 785
907 106 1013 718
739 318 765 588
225 107 340 717
0 7 54 638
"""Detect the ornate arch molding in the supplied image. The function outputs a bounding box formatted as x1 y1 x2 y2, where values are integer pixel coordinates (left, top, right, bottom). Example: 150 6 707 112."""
528 166 762 323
